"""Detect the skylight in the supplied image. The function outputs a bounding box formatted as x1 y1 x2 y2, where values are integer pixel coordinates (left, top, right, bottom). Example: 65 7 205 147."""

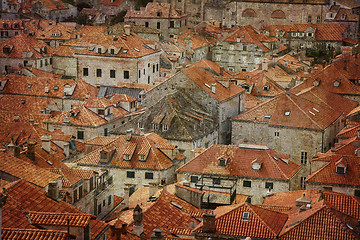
284 111 291 116
89 46 95 51
264 115 271 119
312 107 319 113
242 211 250 221
134 48 140 52
122 49 128 54
308 110 316 116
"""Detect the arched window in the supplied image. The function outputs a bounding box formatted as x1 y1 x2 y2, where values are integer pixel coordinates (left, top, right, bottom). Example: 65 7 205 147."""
242 8 256 17
271 10 286 19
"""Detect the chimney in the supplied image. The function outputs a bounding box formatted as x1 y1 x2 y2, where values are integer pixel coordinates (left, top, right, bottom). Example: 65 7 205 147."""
344 59 348 71
220 66 225 75
63 142 70 158
151 229 165 240
7 140 20 158
27 140 36 161
41 134 52 153
63 116 70 124
124 25 131 36
149 183 158 198
123 187 130 209
132 204 144 236
295 192 312 211
202 212 216 234
211 83 216 94
126 129 132 141
47 180 62 202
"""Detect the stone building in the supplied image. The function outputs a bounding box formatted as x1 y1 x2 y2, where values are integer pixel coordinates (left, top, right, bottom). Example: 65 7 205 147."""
111 90 218 159
0 19 25 41
63 26 162 86
143 65 245 144
232 88 358 189
124 2 188 40
0 34 54 74
177 143 301 204
76 133 184 197
212 25 284 73
221 0 328 29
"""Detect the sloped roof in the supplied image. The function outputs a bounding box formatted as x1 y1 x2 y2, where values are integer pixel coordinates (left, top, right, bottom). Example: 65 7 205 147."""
279 201 360 239
234 92 343 130
28 212 92 227
76 133 175 170
2 228 68 240
177 32 216 50
186 59 233 77
177 144 300 180
100 0 124 6
337 124 360 138
194 203 288 239
307 155 360 186
1 180 108 239
0 33 54 58
32 0 68 10
48 168 82 188
0 152 60 188
245 71 286 97
181 67 245 102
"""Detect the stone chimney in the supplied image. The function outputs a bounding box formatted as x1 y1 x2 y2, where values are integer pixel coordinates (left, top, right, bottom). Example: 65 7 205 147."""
63 142 70 158
126 129 132 141
132 204 144 236
41 134 52 153
27 140 36 161
202 212 216 234
123 187 130 209
47 180 62 202
295 192 311 212
124 25 131 36
211 83 216 94
151 229 165 240
7 140 20 158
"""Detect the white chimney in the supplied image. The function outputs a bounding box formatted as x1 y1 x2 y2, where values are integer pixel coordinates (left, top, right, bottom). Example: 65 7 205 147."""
41 134 52 153
63 142 70 158
124 25 131 36
211 83 216 94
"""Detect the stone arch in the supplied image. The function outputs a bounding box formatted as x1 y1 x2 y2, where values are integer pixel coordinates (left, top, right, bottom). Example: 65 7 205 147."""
271 9 286 19
242 8 257 18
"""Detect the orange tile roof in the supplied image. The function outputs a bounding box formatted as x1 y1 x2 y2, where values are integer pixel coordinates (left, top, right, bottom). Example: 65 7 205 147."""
186 59 233 77
29 212 92 227
222 25 277 52
0 152 60 188
181 67 245 102
85 136 118 146
321 190 360 219
194 203 288 239
77 133 175 170
307 155 360 186
234 92 343 130
0 33 54 58
279 201 360 239
245 71 286 97
107 93 137 103
48 168 82 188
337 124 360 138
177 32 216 50
177 144 300 180
32 0 67 10
24 19 74 41
2 228 68 240
1 180 108 239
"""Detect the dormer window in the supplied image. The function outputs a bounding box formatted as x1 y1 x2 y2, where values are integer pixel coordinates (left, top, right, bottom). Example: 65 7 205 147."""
242 211 250 221
284 110 291 116
3 46 11 54
218 157 229 167
162 124 168 131
336 165 346 174
263 85 269 91
98 109 105 115
157 12 161 16
333 80 341 87
124 154 130 161
100 150 107 160
139 154 145 161
98 48 101 54
110 49 115 54
153 124 159 130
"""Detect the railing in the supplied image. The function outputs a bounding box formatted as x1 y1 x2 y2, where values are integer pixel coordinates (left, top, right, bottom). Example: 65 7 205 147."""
95 176 113 196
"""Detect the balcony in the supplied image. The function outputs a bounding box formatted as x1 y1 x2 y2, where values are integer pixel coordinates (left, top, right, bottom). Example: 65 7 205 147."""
95 175 113 196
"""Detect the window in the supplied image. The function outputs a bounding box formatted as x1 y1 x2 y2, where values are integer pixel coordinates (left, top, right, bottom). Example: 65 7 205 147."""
242 211 250 221
77 130 84 140
275 132 280 137
96 69 102 77
74 188 78 202
300 176 306 189
213 177 221 185
265 182 273 189
316 15 321 23
138 70 141 78
145 172 153 179
243 180 251 187
162 124 168 131
45 59 48 66
307 33 313 37
98 48 101 54
153 124 159 130
156 64 159 72
40 60 43 67
157 22 160 29
355 189 360 197
103 199 105 206
170 21 174 28
127 171 135 178
336 166 345 174
145 22 149 27
219 159 227 166
83 68 88 76
104 128 108 136
98 109 105 115
148 76 150 84
108 195 112 205
243 45 247 51
307 15 312 23
98 204 101 214
110 49 115 54
301 151 307 165
153 65 155 73
190 176 198 183
79 185 83 199
124 154 130 161
100 151 107 160
110 69 116 78
124 70 129 79
324 186 333 191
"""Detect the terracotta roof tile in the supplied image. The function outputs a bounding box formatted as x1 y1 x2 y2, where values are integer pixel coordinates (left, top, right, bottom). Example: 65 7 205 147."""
29 212 92 227
0 152 60 188
307 155 360 186
2 228 68 240
1 180 108 239
194 203 288 238
186 59 233 77
177 144 300 180
77 134 175 170
48 168 82 187
337 124 360 138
